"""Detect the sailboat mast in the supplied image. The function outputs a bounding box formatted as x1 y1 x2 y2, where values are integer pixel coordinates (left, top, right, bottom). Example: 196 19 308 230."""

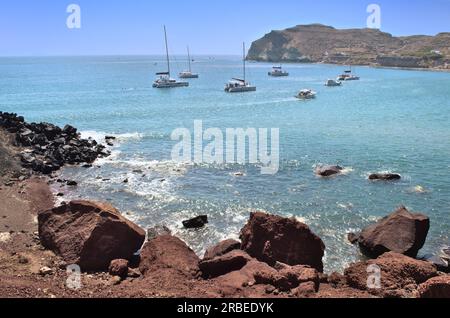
243 42 246 82
187 46 191 73
164 25 170 76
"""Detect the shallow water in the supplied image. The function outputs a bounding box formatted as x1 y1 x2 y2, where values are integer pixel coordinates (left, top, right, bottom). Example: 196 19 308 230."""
1 56 449 272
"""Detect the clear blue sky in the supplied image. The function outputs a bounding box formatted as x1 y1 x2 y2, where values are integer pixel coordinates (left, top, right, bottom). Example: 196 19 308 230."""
1 0 450 56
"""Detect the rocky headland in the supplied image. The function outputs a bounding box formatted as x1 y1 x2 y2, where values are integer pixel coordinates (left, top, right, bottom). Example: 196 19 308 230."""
247 24 450 70
1 112 449 298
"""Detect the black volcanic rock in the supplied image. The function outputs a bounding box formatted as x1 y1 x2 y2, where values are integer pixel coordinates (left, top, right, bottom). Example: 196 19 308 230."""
0 112 111 174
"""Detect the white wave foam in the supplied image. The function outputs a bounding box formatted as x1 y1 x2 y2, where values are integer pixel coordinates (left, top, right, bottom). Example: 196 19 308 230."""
80 130 144 143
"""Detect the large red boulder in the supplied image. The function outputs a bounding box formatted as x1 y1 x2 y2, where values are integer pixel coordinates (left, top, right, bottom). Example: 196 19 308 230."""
345 252 437 296
203 239 241 261
240 212 325 272
38 201 146 271
419 275 450 298
199 250 251 279
139 235 200 278
357 206 429 258
418 275 450 298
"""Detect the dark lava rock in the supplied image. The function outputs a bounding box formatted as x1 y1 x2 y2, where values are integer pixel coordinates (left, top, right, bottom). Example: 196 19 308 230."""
369 173 401 181
357 206 429 258
182 215 208 229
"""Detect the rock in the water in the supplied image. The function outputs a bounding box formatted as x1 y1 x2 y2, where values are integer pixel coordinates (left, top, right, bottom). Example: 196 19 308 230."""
348 233 359 244
109 259 129 278
369 173 401 181
182 215 208 229
203 239 241 261
357 206 430 258
38 201 146 271
240 212 325 272
199 250 252 279
418 275 450 298
315 165 343 177
147 225 172 241
139 235 199 278
345 252 437 295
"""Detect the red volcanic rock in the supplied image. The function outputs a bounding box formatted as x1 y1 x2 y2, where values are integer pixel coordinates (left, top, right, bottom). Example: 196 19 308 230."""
199 250 251 279
203 239 241 261
240 212 325 272
418 275 450 298
357 206 430 258
38 201 146 271
279 265 320 291
139 235 200 278
345 252 437 295
109 259 129 278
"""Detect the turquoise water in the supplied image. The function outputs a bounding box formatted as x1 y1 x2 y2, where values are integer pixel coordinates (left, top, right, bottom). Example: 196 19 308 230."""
1 56 449 272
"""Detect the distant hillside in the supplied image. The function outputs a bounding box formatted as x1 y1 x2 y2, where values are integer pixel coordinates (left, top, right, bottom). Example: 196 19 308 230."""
247 24 450 70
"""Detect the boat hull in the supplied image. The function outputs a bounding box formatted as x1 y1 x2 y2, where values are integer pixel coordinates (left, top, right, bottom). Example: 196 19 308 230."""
225 86 256 93
153 82 189 88
268 72 289 77
179 73 199 79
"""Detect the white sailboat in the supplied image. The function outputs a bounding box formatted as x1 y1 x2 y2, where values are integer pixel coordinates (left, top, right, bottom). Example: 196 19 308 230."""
179 46 199 79
153 26 189 88
225 43 256 93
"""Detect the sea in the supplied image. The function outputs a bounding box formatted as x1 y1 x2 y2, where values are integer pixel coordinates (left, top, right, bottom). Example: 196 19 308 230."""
1 55 449 273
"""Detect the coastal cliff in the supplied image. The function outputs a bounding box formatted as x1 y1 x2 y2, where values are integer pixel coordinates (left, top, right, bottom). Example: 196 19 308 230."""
247 24 450 70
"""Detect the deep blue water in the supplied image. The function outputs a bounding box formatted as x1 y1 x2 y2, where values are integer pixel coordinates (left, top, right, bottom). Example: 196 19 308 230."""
1 56 449 272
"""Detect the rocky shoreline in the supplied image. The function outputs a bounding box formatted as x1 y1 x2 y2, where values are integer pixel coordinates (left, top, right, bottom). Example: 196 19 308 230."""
1 113 449 298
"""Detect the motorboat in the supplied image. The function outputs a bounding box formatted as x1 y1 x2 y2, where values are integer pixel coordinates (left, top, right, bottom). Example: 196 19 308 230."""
295 89 317 99
268 66 289 77
338 67 360 81
325 79 342 86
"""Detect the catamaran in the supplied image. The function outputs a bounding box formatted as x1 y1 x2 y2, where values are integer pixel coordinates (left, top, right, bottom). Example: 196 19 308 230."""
338 66 360 81
153 26 189 88
225 43 256 93
268 66 289 77
179 46 199 79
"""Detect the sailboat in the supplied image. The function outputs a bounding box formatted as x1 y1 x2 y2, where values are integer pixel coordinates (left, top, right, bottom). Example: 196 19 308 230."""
179 46 199 79
224 42 256 93
153 26 189 88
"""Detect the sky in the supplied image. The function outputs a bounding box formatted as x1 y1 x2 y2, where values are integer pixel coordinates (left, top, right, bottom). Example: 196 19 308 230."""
1 0 450 56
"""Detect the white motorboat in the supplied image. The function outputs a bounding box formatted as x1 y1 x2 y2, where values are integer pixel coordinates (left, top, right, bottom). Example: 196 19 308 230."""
295 89 317 99
225 43 256 93
325 79 342 87
338 67 360 81
179 46 199 79
153 26 189 88
268 66 289 77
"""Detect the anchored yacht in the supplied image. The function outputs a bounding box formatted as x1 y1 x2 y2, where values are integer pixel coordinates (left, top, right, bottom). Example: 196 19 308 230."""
153 26 189 88
338 67 360 81
325 79 342 87
225 43 256 93
268 66 289 77
179 46 199 79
